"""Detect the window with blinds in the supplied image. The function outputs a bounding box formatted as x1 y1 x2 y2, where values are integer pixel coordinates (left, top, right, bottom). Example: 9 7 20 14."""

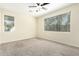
44 12 70 32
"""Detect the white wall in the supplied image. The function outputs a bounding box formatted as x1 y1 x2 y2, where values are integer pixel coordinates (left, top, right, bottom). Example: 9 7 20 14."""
0 10 1 41
0 9 36 44
37 4 79 47
0 10 1 32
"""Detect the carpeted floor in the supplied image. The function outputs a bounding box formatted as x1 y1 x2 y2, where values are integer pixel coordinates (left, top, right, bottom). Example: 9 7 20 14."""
0 38 79 56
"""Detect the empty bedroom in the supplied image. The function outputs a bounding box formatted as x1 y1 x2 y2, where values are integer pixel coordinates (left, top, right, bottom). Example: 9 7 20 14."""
0 3 79 56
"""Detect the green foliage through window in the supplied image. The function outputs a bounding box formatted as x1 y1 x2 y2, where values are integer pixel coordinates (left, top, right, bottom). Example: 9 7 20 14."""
44 12 70 32
4 15 14 32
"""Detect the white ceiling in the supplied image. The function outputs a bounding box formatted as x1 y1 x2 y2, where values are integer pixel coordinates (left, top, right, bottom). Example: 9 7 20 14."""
0 3 73 17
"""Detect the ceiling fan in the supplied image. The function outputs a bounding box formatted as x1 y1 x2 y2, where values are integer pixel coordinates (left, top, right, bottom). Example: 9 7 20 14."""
28 3 50 12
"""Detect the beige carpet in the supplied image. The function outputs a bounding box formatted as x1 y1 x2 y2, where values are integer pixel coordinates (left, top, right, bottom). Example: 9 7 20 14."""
0 38 79 56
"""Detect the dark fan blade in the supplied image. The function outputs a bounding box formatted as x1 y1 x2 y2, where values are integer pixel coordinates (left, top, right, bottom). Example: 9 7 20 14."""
41 3 49 6
36 3 40 6
42 7 47 10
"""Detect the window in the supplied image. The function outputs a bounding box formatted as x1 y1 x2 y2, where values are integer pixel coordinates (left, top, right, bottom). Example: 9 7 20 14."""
44 12 70 32
4 15 14 32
